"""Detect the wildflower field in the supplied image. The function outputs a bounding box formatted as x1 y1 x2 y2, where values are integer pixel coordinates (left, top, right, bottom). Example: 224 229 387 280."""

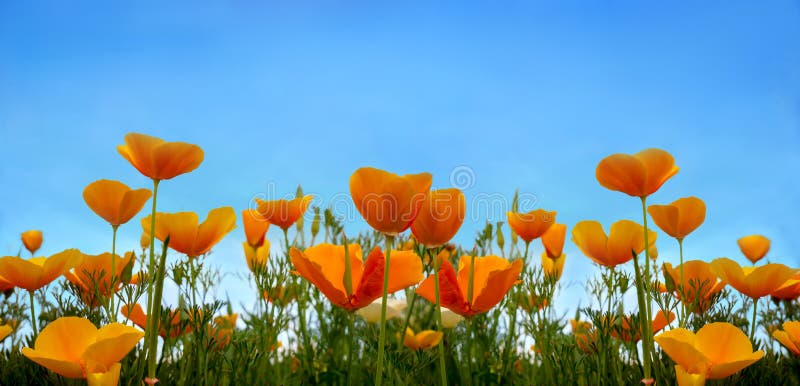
0 132 798 386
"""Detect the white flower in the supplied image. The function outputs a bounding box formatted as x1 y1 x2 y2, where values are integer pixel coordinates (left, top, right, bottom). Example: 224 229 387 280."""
356 298 408 323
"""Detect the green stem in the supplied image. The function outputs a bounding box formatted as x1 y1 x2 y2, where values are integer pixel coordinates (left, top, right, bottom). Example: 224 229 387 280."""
285 228 312 375
465 317 473 386
632 250 651 382
431 249 448 386
28 290 38 337
375 235 394 386
639 196 655 382
147 236 169 380
141 178 159 383
109 225 118 322
749 298 758 341
502 242 527 378
347 311 356 386
678 238 686 328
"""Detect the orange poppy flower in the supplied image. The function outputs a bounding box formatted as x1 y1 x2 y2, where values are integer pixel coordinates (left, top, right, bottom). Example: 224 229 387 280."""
710 258 797 299
411 188 466 247
403 327 443 350
655 322 764 380
290 244 423 310
86 362 121 386
0 249 82 291
0 274 13 292
571 220 657 268
772 273 800 301
244 242 270 272
21 316 143 379
242 209 270 247
121 303 194 339
349 167 432 235
65 252 135 307
772 321 800 356
142 207 237 258
571 319 596 353
209 314 238 351
117 132 204 181
611 310 675 342
541 253 565 281
737 235 770 264
255 196 312 230
506 209 557 244
416 255 522 317
21 230 43 255
663 261 726 313
541 223 566 259
647 197 706 240
595 148 679 198
82 180 152 227
0 319 15 342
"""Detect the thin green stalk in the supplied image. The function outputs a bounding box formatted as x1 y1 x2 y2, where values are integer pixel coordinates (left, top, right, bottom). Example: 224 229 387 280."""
285 228 312 374
142 178 159 382
465 317 473 386
749 298 758 341
28 290 38 337
502 242 527 378
465 253 477 386
375 234 395 386
431 248 448 386
109 225 118 322
347 311 356 386
147 236 169 380
631 250 651 382
678 238 686 328
639 196 655 382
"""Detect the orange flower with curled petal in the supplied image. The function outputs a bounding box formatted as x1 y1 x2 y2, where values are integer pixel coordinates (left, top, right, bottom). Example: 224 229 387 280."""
21 230 43 255
411 188 466 248
255 196 312 230
290 244 423 310
737 235 770 264
117 133 204 181
711 257 797 299
21 316 143 379
142 207 236 258
772 273 800 300
0 249 82 291
611 310 675 342
647 197 706 240
596 148 679 198
772 321 800 356
663 261 726 313
82 180 152 227
65 252 135 307
416 255 522 318
403 327 443 351
655 322 763 380
571 220 657 268
242 209 270 247
350 167 432 235
506 210 557 244
121 303 194 339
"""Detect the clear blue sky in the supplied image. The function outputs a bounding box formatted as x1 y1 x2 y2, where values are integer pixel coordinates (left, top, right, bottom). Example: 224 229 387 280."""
1 1 798 313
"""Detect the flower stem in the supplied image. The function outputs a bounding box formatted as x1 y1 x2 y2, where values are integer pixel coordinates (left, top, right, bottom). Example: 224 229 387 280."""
678 238 686 328
109 225 118 322
374 234 394 386
147 236 169 380
28 290 38 337
639 196 655 383
431 248 448 386
750 298 759 341
347 311 356 386
141 178 159 383
285 228 312 375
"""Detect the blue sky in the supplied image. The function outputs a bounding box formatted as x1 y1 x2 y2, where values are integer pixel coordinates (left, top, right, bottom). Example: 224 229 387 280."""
1 1 798 314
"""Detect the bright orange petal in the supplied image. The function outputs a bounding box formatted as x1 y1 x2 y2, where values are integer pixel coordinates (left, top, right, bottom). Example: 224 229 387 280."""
290 247 349 307
737 235 770 264
595 153 647 197
193 207 237 256
242 209 270 247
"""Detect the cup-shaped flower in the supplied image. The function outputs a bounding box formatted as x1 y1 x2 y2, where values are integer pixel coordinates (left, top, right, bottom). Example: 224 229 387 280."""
117 133 204 181
571 319 596 353
83 180 152 227
647 197 706 240
506 209 557 244
357 298 408 323
711 258 797 299
403 328 443 351
121 303 194 339
611 310 675 342
0 249 82 291
654 322 764 380
675 365 707 386
142 207 236 258
595 148 679 198
772 321 800 356
541 253 566 281
350 167 432 235
571 220 657 268
772 273 800 300
663 260 726 313
290 244 423 310
541 223 566 259
411 188 466 247
243 241 270 272
21 316 143 379
21 230 43 255
737 235 770 264
65 252 135 307
255 196 312 230
209 314 238 350
416 255 522 317
242 209 270 247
